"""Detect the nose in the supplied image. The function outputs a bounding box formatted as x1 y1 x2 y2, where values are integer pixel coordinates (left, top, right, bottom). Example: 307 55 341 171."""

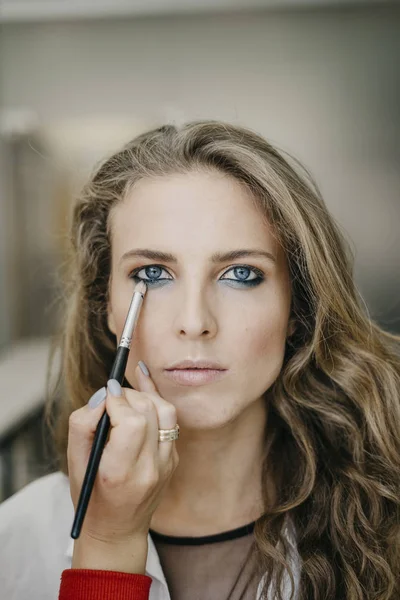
173 282 218 339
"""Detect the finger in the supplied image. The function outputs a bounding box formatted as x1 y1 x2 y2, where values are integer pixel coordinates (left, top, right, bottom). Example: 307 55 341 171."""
101 380 147 474
67 387 107 477
135 362 177 429
135 361 161 397
105 379 141 427
135 362 178 465
123 387 159 456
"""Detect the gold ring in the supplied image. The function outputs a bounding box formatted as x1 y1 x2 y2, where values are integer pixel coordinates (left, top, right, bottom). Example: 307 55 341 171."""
158 424 180 442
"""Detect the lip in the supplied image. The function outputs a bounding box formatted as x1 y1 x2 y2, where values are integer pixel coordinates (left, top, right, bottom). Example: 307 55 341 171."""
163 368 227 386
166 359 227 370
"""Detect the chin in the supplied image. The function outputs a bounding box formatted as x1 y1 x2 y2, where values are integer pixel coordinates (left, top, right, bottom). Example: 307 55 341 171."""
176 414 234 433
166 395 241 430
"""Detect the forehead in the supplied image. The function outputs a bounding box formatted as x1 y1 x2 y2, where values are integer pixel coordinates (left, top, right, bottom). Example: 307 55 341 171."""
109 171 281 259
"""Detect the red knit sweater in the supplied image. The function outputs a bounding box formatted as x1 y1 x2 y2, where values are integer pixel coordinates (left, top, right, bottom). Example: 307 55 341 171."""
59 569 152 600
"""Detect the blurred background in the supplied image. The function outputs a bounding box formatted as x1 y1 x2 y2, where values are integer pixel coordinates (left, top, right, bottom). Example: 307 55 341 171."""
0 0 399 502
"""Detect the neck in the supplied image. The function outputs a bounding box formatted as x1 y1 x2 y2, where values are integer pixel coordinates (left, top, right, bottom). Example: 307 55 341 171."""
150 398 268 537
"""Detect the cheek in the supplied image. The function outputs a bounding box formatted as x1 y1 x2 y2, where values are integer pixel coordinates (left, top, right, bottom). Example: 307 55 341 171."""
237 305 289 382
241 320 287 362
110 284 165 341
119 303 168 374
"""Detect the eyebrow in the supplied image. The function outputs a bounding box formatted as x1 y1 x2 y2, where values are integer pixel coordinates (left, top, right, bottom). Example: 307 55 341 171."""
119 248 276 266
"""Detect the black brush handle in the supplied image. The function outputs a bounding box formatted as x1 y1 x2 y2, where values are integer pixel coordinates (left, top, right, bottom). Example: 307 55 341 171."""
70 345 129 539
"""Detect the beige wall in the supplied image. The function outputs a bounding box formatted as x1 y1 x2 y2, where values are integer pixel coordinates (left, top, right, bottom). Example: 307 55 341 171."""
0 141 12 347
0 4 399 330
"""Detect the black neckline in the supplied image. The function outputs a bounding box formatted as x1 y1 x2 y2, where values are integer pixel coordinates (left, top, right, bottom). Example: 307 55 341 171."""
149 520 256 546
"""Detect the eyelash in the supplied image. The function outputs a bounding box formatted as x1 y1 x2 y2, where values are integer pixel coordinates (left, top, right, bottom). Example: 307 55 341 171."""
128 264 265 288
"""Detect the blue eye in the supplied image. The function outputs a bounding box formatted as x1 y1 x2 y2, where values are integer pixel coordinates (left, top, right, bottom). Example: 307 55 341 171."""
128 264 264 288
220 266 264 288
129 265 171 287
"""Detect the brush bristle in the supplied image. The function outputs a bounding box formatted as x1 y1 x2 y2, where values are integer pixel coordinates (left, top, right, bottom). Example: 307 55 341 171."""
135 280 147 295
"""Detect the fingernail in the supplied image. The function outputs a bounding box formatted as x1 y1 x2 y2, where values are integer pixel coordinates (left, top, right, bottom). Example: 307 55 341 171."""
138 361 149 376
88 387 107 409
107 379 122 397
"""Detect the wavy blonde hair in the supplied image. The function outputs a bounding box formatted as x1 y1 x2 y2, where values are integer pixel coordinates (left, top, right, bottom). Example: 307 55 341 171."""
45 121 400 599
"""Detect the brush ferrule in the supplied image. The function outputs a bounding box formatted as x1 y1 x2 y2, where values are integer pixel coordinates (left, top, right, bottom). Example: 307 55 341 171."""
119 288 145 349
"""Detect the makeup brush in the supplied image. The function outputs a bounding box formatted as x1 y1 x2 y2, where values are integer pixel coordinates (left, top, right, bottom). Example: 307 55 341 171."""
71 281 147 539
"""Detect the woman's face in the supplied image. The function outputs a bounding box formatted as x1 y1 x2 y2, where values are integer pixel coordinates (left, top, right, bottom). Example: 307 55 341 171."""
107 170 293 430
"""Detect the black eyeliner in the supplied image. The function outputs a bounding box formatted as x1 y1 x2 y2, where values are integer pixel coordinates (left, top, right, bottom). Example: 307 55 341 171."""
129 264 265 286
